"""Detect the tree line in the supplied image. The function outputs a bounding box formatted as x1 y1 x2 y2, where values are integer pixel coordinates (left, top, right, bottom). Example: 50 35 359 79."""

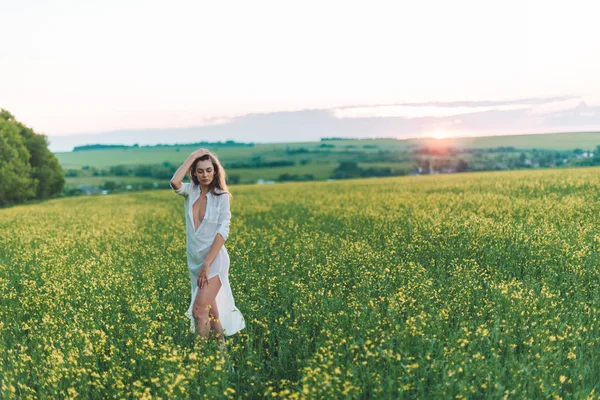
0 110 64 206
72 140 254 151
66 158 298 181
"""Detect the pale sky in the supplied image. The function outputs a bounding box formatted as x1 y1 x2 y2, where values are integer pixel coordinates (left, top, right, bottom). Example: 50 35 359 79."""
1 0 598 139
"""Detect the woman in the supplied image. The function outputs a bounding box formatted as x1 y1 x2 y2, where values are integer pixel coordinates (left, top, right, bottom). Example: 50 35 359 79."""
170 148 245 347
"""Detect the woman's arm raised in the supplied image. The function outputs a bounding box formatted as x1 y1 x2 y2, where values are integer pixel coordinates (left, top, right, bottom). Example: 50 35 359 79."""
169 148 209 190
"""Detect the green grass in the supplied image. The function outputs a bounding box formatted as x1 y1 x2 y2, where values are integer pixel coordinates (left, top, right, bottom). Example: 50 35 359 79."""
64 176 160 187
2 167 600 397
358 162 414 171
228 163 336 183
64 164 336 187
438 132 600 151
54 141 396 169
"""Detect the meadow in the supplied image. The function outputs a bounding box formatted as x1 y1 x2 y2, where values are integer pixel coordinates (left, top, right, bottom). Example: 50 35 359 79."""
54 140 394 170
54 132 600 191
1 167 600 398
61 162 414 189
54 132 600 169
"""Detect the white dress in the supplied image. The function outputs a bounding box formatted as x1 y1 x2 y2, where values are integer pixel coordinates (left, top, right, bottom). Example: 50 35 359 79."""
171 181 245 336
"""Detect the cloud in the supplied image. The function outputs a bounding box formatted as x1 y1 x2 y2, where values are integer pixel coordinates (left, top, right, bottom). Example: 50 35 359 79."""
47 96 600 152
330 96 580 120
332 104 531 119
540 101 600 127
528 98 586 115
334 96 577 109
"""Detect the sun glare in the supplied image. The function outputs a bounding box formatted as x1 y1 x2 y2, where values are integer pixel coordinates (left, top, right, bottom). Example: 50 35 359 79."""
432 131 447 140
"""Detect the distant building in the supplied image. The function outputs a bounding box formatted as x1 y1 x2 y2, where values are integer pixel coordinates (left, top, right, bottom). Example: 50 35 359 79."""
77 185 103 195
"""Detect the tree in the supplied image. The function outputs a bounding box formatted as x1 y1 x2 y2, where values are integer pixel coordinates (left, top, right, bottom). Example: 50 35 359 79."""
0 117 36 205
332 161 361 179
134 164 154 177
227 174 240 184
456 159 469 172
109 165 130 176
102 181 117 191
0 109 64 206
593 145 600 165
15 120 65 198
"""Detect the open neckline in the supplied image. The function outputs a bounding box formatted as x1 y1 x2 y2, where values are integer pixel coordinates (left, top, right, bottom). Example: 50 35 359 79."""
191 186 211 234
192 196 206 233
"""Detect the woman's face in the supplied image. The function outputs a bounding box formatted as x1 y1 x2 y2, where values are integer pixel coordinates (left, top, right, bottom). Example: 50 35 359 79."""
194 159 215 185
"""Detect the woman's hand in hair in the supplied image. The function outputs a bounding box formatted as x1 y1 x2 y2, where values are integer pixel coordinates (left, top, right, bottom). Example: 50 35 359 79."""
190 148 210 159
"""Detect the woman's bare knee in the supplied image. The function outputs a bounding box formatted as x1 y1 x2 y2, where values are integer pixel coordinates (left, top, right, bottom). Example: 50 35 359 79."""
195 313 210 325
193 276 221 326
193 303 211 322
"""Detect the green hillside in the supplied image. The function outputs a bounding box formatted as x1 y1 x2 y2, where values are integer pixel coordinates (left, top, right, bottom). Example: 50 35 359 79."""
52 132 600 194
440 132 600 150
53 133 600 169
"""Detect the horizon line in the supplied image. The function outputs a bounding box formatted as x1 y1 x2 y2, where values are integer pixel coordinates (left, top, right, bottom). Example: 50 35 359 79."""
52 129 600 153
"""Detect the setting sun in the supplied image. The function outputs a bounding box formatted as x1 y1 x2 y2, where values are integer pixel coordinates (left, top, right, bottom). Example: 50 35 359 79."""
432 131 447 140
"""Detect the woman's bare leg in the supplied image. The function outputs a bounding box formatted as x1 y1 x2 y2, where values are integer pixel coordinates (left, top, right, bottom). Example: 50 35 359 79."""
209 298 226 344
193 275 222 340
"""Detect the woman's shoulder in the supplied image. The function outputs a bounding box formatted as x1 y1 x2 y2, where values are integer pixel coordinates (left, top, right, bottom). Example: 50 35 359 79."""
213 188 231 203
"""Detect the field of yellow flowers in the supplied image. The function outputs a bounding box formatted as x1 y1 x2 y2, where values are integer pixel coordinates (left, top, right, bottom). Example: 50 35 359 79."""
2 167 600 399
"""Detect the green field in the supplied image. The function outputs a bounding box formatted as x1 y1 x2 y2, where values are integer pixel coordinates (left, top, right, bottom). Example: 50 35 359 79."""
54 141 398 169
55 133 600 191
54 133 600 169
441 132 600 151
2 168 600 398
63 162 412 188
63 176 160 187
63 164 337 187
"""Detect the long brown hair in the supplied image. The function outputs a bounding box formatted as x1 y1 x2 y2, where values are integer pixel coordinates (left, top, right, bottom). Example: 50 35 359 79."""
188 152 231 197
